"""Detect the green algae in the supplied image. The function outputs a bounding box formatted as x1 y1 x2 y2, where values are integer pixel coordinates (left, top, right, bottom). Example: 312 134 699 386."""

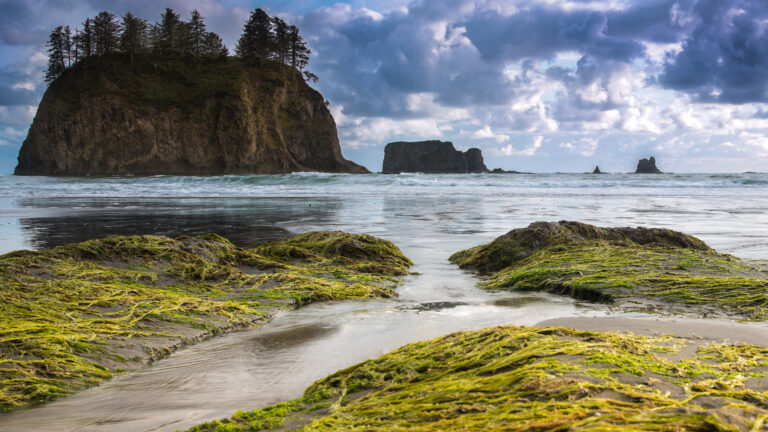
185 325 768 431
450 221 768 320
0 231 410 411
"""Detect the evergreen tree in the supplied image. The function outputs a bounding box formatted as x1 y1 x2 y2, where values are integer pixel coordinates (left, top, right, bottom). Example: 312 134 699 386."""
73 18 93 61
203 32 228 57
236 8 272 62
92 11 120 55
62 25 73 67
188 10 207 58
120 12 148 63
45 26 67 83
271 16 290 64
288 25 310 71
153 8 182 56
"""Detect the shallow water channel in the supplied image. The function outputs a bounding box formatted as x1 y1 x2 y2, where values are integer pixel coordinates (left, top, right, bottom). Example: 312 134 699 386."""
1 176 767 431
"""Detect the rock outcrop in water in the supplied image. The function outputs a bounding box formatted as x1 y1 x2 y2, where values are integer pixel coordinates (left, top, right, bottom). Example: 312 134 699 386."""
188 325 768 431
14 57 367 175
0 231 411 410
634 156 662 174
382 140 489 174
450 220 768 320
592 165 603 174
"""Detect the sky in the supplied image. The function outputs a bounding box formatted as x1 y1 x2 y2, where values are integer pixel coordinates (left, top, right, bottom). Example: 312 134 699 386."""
2 0 768 173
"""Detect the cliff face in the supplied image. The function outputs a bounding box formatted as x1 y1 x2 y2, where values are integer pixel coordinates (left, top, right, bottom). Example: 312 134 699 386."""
15 57 367 175
382 140 489 174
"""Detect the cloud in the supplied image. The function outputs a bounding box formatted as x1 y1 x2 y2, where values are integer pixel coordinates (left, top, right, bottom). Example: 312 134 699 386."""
471 125 509 142
659 0 768 103
496 136 544 156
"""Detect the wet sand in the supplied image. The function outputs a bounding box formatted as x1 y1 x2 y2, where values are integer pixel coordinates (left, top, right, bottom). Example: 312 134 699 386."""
536 316 768 346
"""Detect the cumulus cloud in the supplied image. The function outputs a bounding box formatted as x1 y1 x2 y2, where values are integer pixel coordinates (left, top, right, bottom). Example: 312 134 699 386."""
496 136 544 156
659 0 768 103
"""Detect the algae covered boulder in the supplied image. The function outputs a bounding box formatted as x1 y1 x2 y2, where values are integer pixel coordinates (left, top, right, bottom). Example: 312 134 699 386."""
186 325 768 431
451 221 768 320
0 231 410 411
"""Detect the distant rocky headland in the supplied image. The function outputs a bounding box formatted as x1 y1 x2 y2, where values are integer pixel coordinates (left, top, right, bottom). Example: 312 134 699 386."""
15 8 366 176
382 140 489 174
635 156 662 174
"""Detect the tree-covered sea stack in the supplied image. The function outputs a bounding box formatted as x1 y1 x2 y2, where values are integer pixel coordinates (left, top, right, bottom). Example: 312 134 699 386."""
0 231 411 411
42 7 312 84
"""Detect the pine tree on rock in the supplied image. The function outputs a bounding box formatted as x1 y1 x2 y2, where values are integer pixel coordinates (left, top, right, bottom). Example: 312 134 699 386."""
92 11 120 55
120 12 148 64
73 18 93 61
44 26 68 83
188 10 207 58
271 16 290 64
62 25 73 67
288 25 310 71
236 8 272 63
153 8 182 56
203 32 228 57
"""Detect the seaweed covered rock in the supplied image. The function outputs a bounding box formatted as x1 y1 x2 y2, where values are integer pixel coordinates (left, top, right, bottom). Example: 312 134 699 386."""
451 220 710 273
0 231 410 411
15 57 368 175
450 221 768 320
187 325 768 431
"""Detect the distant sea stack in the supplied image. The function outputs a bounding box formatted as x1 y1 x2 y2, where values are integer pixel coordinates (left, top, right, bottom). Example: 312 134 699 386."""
382 140 489 174
15 57 367 175
634 156 662 174
592 166 603 174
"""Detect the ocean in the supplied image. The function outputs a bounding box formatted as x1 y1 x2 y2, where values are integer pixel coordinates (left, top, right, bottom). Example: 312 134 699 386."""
1 172 767 431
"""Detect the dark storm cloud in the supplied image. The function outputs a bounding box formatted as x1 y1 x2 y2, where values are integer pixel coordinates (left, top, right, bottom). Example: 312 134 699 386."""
302 0 697 119
659 0 768 103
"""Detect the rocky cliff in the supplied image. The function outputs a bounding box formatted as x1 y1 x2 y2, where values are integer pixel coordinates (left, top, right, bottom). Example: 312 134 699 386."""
635 156 662 174
382 140 489 174
15 57 367 175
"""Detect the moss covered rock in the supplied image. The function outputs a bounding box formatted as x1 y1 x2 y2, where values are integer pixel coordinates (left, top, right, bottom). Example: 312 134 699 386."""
186 325 768 431
0 231 410 411
450 221 768 320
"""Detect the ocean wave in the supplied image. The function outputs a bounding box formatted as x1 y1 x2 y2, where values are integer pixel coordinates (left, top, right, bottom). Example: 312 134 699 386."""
0 172 766 199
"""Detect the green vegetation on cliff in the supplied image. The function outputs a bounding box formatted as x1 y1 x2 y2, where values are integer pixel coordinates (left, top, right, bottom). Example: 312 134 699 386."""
186 325 768 431
0 231 410 411
450 221 768 320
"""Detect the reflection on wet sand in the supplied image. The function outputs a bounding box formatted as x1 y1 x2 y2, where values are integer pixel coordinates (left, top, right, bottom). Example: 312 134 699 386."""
16 197 343 249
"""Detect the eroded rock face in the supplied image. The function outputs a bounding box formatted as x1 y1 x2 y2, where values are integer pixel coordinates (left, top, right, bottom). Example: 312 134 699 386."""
381 140 489 174
15 57 368 175
635 156 662 174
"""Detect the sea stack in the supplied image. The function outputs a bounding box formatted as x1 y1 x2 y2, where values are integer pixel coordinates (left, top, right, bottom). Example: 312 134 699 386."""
382 140 489 174
15 57 368 175
592 166 603 174
634 156 662 174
